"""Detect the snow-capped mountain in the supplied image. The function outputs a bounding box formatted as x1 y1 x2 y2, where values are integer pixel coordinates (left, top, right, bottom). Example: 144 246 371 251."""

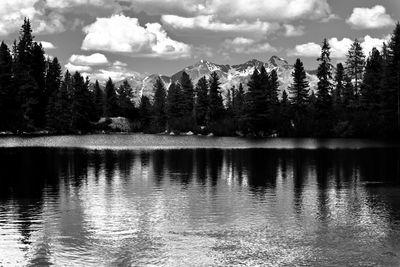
115 56 318 102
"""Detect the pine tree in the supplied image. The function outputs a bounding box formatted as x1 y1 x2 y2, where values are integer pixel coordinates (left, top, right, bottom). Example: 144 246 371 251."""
387 23 400 133
342 75 355 109
179 71 195 130
104 78 118 117
289 59 310 136
56 71 73 132
333 63 345 107
269 69 279 105
45 57 62 130
152 77 167 132
361 48 382 110
226 86 235 116
139 95 152 132
357 48 383 136
14 18 40 130
315 38 333 136
93 80 104 120
289 59 310 108
195 76 208 126
316 39 332 107
346 39 365 96
31 42 46 127
279 90 292 136
116 80 135 119
166 82 184 132
180 72 195 115
71 72 92 132
243 67 268 134
208 71 225 126
0 42 15 131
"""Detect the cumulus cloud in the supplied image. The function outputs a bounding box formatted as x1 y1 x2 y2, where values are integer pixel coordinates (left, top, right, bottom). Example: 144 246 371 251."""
288 35 390 58
161 15 279 38
39 41 56 49
288 42 322 58
65 62 93 72
0 0 67 36
347 5 395 29
81 14 191 59
222 37 277 54
69 53 109 66
123 0 332 22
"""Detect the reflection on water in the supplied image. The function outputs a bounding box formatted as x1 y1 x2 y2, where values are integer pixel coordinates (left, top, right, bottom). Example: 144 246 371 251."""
1 147 400 266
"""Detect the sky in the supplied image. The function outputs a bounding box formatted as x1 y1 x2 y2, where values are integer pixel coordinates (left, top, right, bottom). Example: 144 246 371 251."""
0 0 399 81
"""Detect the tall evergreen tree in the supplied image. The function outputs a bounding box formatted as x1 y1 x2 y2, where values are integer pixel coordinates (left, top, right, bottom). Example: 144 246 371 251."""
207 72 224 124
45 57 62 130
139 95 152 132
342 75 355 109
104 78 118 117
243 67 269 134
180 72 195 115
361 48 383 110
117 80 135 119
31 42 46 127
289 59 310 135
279 90 292 136
269 69 279 105
55 70 73 132
358 47 383 135
93 80 104 120
195 76 208 126
289 59 310 108
0 42 15 131
346 39 365 96
152 77 167 132
71 72 92 132
179 71 195 129
387 23 400 133
315 38 333 136
166 82 184 132
333 63 345 107
14 18 40 130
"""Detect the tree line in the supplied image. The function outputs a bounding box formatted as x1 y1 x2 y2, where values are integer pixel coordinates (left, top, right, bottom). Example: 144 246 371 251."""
0 18 400 138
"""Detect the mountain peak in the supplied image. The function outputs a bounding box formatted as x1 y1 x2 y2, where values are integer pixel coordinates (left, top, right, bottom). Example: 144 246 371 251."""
268 56 289 67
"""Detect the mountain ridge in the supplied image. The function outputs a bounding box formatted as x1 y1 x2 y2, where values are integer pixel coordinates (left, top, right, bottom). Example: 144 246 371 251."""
115 56 318 102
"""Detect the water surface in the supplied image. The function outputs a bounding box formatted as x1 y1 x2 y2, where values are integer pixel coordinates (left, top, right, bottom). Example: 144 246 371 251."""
0 135 400 266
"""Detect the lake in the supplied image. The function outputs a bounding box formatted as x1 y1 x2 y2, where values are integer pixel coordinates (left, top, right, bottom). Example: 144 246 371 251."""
0 135 400 266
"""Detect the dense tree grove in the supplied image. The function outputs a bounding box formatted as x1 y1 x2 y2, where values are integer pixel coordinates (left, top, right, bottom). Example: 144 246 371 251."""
1 19 400 138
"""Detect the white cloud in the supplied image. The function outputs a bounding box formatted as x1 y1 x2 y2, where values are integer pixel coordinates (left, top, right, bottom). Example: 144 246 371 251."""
39 41 56 49
161 15 279 37
283 24 305 37
65 63 93 72
206 0 332 22
288 35 390 58
288 42 321 57
222 37 277 54
81 14 191 59
0 0 66 36
83 65 140 82
361 35 391 56
69 53 108 66
125 0 332 22
347 5 395 29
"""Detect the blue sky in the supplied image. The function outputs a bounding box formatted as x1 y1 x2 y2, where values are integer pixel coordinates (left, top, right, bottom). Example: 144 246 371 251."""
0 0 399 80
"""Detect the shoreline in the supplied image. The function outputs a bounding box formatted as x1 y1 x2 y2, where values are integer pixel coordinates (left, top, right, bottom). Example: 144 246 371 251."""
0 131 399 141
